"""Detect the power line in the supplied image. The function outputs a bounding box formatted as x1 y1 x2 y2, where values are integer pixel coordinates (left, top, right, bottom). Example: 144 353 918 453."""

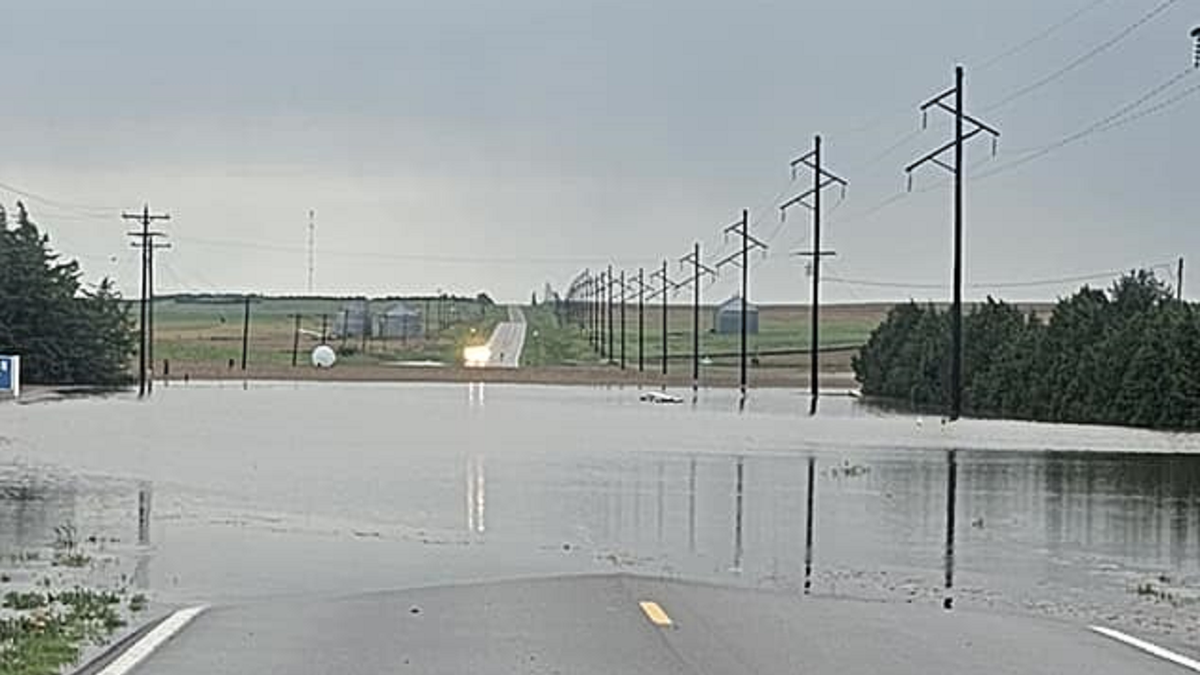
823 260 1177 291
976 0 1117 71
981 0 1181 113
974 70 1200 181
833 0 1121 138
172 234 655 266
0 180 117 216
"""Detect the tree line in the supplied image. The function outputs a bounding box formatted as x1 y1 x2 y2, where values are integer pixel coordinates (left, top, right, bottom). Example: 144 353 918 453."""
0 203 133 385
852 270 1200 430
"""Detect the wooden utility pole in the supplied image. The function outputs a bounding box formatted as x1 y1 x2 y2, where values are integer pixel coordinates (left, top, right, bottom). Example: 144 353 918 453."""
619 270 626 370
1178 257 1184 301
240 295 251 371
291 314 302 367
123 205 170 398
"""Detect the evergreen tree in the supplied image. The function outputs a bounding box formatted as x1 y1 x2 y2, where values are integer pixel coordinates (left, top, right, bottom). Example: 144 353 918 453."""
0 203 135 385
853 270 1200 430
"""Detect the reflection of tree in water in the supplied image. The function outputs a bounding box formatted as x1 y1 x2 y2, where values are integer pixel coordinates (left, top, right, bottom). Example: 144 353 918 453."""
0 465 150 556
1039 453 1200 570
0 468 77 552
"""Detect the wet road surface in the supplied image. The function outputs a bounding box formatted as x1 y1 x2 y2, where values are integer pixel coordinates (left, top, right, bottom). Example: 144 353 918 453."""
3 383 1200 670
136 575 1184 674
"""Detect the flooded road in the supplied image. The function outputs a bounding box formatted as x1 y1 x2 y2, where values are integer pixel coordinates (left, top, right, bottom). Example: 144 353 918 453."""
2 382 1200 650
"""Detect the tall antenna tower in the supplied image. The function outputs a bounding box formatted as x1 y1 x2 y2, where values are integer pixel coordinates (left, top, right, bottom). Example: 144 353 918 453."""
307 209 316 294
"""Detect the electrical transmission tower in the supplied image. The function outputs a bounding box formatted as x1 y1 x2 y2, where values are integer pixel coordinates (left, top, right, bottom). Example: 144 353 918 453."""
123 205 171 398
714 209 767 397
679 243 718 394
781 135 847 415
905 66 1000 421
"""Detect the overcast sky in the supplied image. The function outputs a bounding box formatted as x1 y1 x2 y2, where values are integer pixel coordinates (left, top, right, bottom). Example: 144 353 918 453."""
2 0 1198 303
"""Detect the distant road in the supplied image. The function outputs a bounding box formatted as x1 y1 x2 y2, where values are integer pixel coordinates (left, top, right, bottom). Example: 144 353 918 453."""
480 306 527 368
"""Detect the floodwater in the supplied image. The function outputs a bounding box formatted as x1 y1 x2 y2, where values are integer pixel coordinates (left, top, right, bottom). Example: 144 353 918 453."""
2 382 1200 645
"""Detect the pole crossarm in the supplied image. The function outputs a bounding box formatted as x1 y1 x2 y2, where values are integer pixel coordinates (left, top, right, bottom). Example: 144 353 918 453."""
678 251 717 279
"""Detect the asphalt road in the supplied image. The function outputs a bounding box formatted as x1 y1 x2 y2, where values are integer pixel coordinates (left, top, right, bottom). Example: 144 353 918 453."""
134 574 1183 674
481 306 527 368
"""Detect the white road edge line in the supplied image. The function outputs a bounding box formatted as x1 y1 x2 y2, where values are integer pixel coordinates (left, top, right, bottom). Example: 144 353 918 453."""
1090 625 1200 672
96 605 209 675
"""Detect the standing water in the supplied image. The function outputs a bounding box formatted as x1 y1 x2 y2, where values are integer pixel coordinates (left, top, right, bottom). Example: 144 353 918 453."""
2 382 1199 647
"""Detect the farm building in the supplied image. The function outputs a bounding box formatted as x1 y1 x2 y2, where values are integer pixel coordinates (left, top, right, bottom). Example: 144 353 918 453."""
376 302 424 339
713 296 759 335
333 300 372 338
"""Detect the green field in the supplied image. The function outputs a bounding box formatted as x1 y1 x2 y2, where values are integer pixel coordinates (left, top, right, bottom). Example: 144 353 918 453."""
520 302 889 369
149 296 506 371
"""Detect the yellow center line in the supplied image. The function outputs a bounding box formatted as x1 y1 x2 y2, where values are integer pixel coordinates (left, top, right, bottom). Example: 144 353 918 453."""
639 600 673 627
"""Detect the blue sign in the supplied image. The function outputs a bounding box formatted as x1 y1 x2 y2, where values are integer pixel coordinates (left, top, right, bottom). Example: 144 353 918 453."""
0 355 18 396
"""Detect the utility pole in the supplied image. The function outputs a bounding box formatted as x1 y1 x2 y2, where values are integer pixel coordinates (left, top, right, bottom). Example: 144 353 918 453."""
637 268 646 372
585 269 595 348
240 294 251 371
320 313 329 343
146 240 171 393
650 260 674 378
291 314 302 366
590 271 598 352
607 264 615 365
715 209 767 397
130 238 172 393
1178 257 1185 301
619 270 627 370
782 135 847 415
598 271 607 358
680 243 717 394
307 209 315 295
584 271 591 349
123 204 170 398
905 65 1000 421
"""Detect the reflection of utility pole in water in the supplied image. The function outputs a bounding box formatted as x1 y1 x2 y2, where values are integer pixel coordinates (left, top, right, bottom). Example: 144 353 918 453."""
732 457 744 572
804 456 816 593
656 461 665 544
688 458 697 553
466 455 486 534
137 484 152 545
134 483 152 590
943 450 958 610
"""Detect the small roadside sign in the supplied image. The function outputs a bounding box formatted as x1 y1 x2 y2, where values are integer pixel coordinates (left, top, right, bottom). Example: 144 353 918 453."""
0 355 20 398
